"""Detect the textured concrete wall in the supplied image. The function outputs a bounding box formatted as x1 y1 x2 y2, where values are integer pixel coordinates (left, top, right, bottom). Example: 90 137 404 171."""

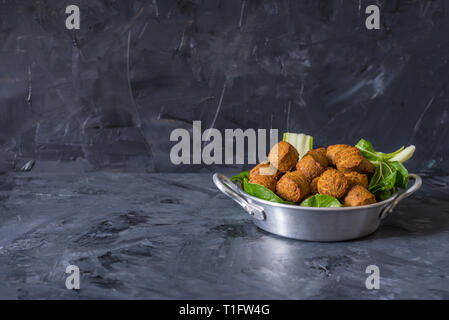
0 0 448 173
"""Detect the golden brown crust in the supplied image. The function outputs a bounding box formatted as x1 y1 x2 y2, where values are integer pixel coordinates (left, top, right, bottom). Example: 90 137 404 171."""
317 168 350 199
340 157 376 175
334 146 364 172
310 176 320 194
343 171 369 189
276 171 310 202
343 185 376 207
249 161 282 180
249 174 277 193
296 154 326 181
305 147 329 168
268 141 299 172
359 158 376 175
326 144 351 165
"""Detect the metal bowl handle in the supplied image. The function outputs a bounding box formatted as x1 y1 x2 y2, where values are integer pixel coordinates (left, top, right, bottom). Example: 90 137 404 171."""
380 173 422 220
213 173 266 221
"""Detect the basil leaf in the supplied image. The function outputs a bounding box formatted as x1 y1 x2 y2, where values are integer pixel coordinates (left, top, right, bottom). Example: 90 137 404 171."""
230 170 249 185
243 179 294 205
301 194 343 208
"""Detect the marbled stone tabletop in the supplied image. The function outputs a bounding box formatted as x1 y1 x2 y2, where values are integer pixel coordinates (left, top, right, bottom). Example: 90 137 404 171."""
0 167 448 299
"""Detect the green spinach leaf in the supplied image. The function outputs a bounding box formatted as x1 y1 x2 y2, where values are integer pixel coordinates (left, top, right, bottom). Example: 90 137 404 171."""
368 161 397 193
389 161 409 189
230 170 249 185
243 179 294 205
356 139 404 161
301 194 343 208
230 170 293 204
355 139 379 160
356 139 410 194
374 189 396 202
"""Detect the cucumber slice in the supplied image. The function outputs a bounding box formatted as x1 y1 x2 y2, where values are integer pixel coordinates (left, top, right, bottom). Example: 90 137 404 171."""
388 145 415 163
283 132 313 159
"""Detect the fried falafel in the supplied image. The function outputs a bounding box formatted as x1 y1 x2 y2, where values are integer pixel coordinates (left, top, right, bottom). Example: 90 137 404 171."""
249 161 282 180
248 174 277 193
268 141 299 172
305 147 329 168
343 185 376 207
296 154 326 181
326 144 351 165
343 171 369 189
276 171 310 202
358 158 376 175
310 176 320 194
334 146 364 173
317 168 350 199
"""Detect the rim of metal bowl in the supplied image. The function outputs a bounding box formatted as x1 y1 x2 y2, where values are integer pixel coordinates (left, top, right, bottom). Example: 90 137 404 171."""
236 183 399 211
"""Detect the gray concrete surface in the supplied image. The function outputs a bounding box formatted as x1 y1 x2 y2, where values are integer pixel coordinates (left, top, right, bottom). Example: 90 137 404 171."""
0 168 448 299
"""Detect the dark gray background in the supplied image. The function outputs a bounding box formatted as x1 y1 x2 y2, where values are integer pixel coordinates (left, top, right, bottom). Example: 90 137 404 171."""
0 0 448 173
0 1 448 300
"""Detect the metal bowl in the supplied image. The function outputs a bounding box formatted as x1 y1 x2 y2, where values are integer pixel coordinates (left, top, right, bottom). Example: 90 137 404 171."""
213 173 422 242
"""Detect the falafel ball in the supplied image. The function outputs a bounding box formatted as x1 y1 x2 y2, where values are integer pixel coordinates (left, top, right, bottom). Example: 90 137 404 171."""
249 161 282 180
276 171 310 202
343 185 376 207
358 158 376 175
305 147 329 168
296 154 326 181
334 146 364 172
268 141 299 172
317 168 350 199
249 174 277 193
326 144 351 165
310 176 320 194
344 171 369 189
342 157 376 175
